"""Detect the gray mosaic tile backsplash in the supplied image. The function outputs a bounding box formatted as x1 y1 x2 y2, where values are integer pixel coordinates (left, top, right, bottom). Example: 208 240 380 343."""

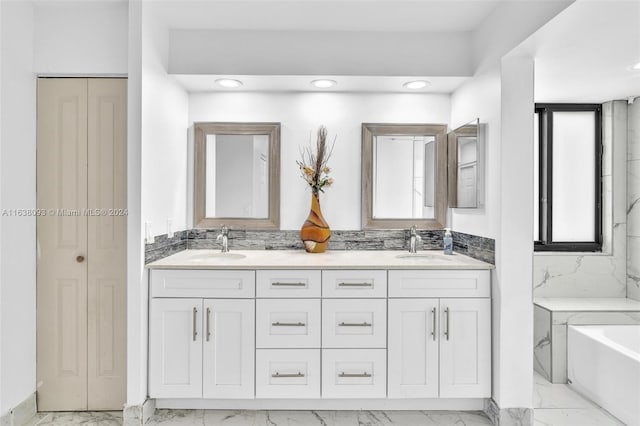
145 228 495 265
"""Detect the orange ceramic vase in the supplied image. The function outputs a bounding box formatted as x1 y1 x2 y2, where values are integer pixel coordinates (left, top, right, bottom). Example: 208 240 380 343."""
300 192 331 253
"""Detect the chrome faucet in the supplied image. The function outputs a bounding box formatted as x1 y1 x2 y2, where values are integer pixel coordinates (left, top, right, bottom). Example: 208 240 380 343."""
216 225 229 253
409 225 422 253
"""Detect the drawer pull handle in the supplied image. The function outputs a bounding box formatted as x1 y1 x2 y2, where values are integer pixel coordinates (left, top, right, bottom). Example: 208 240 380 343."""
272 282 307 287
444 307 450 341
338 321 372 327
206 307 211 342
272 372 305 378
338 282 373 287
339 372 371 378
272 321 306 327
431 307 436 341
192 307 198 341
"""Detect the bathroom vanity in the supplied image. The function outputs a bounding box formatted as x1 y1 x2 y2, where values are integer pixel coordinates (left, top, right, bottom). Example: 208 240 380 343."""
146 250 492 410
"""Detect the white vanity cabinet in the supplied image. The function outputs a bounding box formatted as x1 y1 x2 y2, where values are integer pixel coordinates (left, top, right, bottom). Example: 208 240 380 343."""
255 270 322 399
387 270 491 399
147 253 492 408
149 270 255 399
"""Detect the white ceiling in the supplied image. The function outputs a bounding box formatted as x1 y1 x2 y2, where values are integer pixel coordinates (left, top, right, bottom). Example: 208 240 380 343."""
164 0 633 97
514 1 640 103
160 0 499 93
149 0 500 32
172 74 469 93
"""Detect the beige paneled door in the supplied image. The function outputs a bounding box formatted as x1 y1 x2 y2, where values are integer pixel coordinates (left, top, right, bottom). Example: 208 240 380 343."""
37 78 127 411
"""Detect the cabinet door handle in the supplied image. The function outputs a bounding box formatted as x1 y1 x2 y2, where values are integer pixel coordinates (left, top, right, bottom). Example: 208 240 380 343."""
431 307 437 341
272 372 305 378
339 372 371 378
338 321 372 327
272 321 306 327
444 307 450 341
206 307 211 341
271 282 306 287
193 307 198 341
338 282 372 287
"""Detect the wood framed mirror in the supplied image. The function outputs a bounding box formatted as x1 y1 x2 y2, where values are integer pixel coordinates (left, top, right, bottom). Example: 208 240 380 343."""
194 122 280 229
448 118 483 208
361 123 447 229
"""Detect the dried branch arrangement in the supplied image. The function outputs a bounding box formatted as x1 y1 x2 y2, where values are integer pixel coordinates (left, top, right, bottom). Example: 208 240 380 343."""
297 125 336 194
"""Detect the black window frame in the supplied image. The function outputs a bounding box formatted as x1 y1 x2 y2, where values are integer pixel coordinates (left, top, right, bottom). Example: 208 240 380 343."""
534 103 603 252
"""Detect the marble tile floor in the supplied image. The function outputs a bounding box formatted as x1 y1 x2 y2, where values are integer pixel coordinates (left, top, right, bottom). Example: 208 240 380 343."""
533 371 625 426
25 373 626 426
26 410 492 426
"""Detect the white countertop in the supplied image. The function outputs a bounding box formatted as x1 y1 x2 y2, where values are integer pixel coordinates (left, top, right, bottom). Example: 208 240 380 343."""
534 297 640 312
146 249 494 270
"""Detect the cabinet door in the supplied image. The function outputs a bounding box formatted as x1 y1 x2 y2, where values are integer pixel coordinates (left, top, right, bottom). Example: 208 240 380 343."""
149 299 203 398
388 299 439 398
439 298 491 398
202 299 255 398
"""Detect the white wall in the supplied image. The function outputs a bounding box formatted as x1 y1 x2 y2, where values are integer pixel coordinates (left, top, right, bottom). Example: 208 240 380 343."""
0 0 3 408
169 29 471 77
0 2 36 415
450 56 535 413
126 5 189 406
34 1 128 75
629 101 640 300
450 69 501 239
188 92 451 230
472 0 573 73
127 0 145 407
141 15 189 238
0 0 128 414
495 55 534 411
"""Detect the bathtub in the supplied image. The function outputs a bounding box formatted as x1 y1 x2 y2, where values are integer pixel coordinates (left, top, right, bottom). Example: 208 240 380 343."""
568 325 640 426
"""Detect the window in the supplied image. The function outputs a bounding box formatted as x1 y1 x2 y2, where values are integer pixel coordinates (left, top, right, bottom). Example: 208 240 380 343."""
534 104 602 252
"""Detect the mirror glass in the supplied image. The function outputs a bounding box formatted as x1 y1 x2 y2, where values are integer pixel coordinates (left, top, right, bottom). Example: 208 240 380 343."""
194 122 280 229
447 119 482 208
362 123 447 230
373 135 437 219
205 134 269 218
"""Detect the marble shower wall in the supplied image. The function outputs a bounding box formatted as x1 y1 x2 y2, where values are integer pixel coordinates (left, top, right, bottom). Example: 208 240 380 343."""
628 100 640 300
533 101 628 298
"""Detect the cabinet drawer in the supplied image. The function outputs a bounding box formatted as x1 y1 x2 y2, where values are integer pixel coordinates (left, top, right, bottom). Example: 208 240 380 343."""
322 349 386 398
322 270 387 298
322 299 386 348
388 270 490 298
256 349 320 399
256 299 321 349
150 269 255 298
256 270 321 298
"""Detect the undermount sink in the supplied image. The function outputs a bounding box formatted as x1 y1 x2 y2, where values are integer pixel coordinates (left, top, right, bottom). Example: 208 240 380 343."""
187 252 246 261
395 253 451 260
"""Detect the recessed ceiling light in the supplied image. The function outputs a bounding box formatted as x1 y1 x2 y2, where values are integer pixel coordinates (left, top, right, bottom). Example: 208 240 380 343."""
215 78 243 88
632 61 640 70
403 80 430 90
311 79 337 89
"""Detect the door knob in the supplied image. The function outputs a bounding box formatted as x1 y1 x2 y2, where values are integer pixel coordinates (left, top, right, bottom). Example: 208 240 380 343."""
76 255 85 263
